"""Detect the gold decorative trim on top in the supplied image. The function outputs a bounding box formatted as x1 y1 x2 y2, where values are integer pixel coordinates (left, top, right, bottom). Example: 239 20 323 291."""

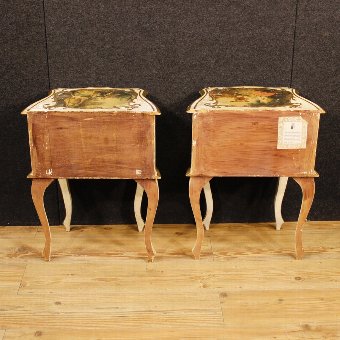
187 86 325 113
22 88 160 115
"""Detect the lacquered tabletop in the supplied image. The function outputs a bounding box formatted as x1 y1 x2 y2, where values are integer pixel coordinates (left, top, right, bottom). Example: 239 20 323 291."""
22 88 160 115
188 86 324 113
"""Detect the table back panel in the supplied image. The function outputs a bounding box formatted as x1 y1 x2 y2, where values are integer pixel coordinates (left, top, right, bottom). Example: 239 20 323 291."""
190 111 320 177
27 112 156 179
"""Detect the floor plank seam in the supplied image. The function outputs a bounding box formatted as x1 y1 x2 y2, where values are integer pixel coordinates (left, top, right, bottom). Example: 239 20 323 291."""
208 233 214 261
218 292 225 324
16 262 28 296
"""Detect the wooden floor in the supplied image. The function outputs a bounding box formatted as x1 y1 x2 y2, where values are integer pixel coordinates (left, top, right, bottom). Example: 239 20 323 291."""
0 222 339 339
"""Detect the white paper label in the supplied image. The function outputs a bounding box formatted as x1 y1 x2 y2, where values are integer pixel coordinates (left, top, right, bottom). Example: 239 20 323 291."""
277 116 308 149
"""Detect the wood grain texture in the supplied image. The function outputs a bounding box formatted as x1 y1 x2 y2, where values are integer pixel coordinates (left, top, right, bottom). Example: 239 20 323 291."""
0 292 222 326
0 263 26 291
135 179 159 261
189 176 212 259
2 327 237 340
0 226 37 239
190 111 320 177
31 179 55 261
4 323 339 340
0 222 339 339
293 177 315 259
220 289 340 338
27 112 157 179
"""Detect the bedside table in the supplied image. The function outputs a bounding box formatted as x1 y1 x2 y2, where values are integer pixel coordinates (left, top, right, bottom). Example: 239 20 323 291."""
22 87 160 261
187 86 325 260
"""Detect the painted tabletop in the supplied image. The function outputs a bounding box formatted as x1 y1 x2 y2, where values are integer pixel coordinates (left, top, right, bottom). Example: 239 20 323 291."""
22 88 160 115
187 87 324 113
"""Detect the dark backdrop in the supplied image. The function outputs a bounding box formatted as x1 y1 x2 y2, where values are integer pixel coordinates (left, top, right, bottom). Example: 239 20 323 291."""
0 0 339 226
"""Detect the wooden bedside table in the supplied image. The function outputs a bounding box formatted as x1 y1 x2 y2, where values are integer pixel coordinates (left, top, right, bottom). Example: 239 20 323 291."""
22 87 160 261
187 86 325 260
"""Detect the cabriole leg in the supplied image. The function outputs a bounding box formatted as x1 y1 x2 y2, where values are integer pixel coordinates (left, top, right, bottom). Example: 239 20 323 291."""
293 177 315 260
134 182 145 232
58 179 72 232
203 181 213 230
274 177 289 230
31 178 55 261
135 179 159 262
189 176 212 260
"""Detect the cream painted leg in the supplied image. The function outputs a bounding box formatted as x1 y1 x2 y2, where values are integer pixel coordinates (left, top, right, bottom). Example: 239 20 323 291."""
134 182 145 232
274 177 289 230
202 182 213 230
58 179 72 232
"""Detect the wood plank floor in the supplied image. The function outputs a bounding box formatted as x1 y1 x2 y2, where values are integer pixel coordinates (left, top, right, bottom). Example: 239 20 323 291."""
0 222 339 339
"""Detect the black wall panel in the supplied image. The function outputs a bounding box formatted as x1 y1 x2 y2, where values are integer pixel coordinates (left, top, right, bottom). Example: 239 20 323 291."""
287 0 340 221
0 1 339 225
44 0 298 225
0 1 60 225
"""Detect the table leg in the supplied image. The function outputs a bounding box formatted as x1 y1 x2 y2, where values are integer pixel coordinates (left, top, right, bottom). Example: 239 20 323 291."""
58 179 72 232
189 176 212 259
134 182 145 232
274 177 289 230
135 179 159 262
31 178 55 261
293 177 315 260
203 182 213 230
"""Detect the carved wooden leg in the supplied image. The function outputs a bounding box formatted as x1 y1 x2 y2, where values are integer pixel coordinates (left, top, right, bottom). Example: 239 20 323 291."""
135 179 159 262
189 176 212 260
58 179 72 232
293 177 315 260
134 182 145 232
31 178 55 261
274 177 289 230
203 182 213 230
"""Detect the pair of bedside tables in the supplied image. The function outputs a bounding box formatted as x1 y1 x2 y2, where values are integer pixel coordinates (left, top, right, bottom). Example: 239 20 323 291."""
22 86 324 261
